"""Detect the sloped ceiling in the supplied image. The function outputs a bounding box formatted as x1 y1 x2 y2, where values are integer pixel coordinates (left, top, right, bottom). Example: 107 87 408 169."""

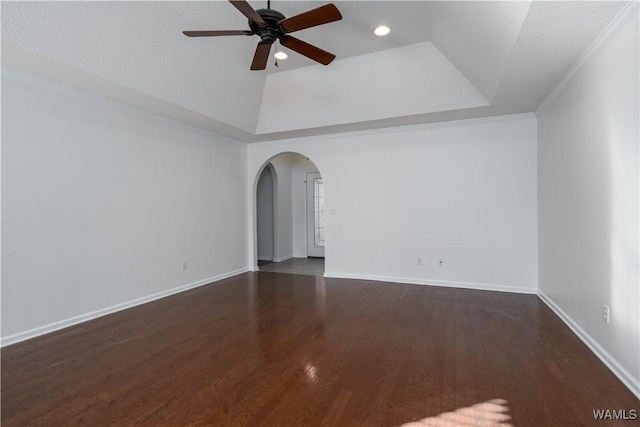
1 1 629 142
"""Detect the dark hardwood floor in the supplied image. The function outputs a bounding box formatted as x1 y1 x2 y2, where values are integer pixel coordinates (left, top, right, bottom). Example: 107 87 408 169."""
2 272 638 426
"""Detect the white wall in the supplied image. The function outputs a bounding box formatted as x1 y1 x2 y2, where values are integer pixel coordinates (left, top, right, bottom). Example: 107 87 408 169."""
248 115 538 293
537 13 639 396
268 154 293 262
256 165 274 261
1 69 248 344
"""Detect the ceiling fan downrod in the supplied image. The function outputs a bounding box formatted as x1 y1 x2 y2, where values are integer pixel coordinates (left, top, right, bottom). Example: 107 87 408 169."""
249 8 284 44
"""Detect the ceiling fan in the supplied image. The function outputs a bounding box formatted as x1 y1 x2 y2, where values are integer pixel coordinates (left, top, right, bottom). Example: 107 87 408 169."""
183 0 342 70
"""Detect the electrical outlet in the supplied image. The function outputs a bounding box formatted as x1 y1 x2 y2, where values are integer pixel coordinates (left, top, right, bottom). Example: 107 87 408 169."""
181 262 187 271
602 305 610 324
438 259 444 267
417 257 423 266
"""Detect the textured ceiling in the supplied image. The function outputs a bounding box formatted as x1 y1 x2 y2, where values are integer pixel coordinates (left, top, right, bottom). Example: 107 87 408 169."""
1 1 630 142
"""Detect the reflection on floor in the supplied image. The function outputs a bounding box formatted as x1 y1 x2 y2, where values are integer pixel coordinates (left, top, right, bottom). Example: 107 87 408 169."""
258 257 324 276
3 273 638 425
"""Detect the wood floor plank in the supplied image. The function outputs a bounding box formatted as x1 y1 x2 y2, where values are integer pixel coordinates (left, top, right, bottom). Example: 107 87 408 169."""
2 272 638 426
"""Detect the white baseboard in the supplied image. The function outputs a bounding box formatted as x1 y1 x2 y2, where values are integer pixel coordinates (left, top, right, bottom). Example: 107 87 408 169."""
273 255 293 262
257 256 273 261
538 290 640 399
322 272 537 294
293 253 307 258
0 267 249 348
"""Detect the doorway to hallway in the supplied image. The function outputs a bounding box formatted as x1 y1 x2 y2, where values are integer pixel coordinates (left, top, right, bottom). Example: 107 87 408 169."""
254 152 326 275
258 257 324 276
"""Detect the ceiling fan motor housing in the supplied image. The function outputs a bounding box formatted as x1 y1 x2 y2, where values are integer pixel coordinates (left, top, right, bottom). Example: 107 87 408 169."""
250 8 286 44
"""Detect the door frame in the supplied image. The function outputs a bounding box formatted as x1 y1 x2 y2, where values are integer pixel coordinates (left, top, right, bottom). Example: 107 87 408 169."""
306 172 325 258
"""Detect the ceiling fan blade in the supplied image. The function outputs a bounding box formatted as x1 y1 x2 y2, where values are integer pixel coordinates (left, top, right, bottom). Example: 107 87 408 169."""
278 3 342 33
280 35 336 65
183 30 253 37
229 0 266 26
251 42 272 70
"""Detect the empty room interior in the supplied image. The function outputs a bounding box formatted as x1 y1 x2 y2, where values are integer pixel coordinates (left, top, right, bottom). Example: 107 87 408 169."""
1 1 639 425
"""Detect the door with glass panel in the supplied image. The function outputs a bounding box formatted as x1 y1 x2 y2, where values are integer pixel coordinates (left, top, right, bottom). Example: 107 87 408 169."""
306 172 325 257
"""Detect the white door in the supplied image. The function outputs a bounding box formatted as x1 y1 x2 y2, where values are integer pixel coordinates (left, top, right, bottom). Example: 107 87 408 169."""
306 172 325 258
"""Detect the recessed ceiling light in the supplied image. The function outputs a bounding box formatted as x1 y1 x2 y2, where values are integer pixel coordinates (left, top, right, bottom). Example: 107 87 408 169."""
274 51 288 60
373 25 391 37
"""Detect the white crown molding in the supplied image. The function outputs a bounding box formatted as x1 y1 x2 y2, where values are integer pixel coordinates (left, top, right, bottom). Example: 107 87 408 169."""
248 113 537 149
92 94 248 148
2 67 248 148
536 1 640 114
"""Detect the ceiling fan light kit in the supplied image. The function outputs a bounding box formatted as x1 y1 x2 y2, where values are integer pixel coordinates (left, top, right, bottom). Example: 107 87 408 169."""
373 25 391 36
183 0 342 71
274 51 288 60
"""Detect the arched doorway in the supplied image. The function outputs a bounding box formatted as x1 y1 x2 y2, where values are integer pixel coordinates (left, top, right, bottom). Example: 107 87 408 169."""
253 152 325 276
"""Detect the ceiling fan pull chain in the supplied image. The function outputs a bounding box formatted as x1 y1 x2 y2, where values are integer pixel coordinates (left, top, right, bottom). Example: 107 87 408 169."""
274 39 279 67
